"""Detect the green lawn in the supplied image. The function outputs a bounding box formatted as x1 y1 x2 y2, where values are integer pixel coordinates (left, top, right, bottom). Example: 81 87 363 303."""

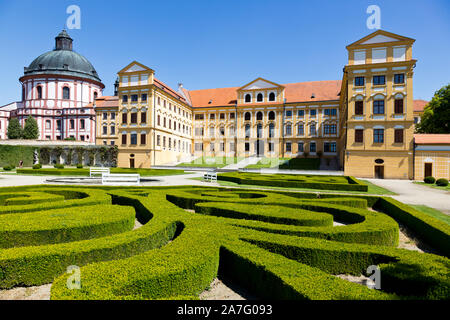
414 181 450 192
177 156 244 168
359 179 397 195
247 157 321 170
190 176 395 195
409 205 450 225
14 167 186 176
245 157 290 169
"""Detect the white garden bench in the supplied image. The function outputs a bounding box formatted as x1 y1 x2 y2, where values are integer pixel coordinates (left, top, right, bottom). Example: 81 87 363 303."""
101 173 140 186
90 167 110 178
203 172 217 182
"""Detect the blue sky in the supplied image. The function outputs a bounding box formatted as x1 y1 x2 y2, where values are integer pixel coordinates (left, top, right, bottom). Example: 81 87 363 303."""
0 0 449 106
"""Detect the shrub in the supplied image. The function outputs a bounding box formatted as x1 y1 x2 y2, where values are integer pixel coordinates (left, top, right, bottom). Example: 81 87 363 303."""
32 164 42 169
424 176 435 184
22 116 39 140
0 204 135 248
217 172 368 192
54 164 64 169
2 165 15 171
77 164 83 169
436 178 449 187
0 145 35 167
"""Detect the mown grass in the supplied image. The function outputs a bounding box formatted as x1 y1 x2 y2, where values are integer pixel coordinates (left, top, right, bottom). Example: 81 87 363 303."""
245 157 290 169
177 156 244 168
246 157 321 170
14 167 186 176
414 181 450 192
409 205 450 225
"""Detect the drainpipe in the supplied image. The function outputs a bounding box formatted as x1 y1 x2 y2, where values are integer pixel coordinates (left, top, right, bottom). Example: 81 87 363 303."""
153 92 156 166
235 103 238 159
412 136 415 180
281 98 286 158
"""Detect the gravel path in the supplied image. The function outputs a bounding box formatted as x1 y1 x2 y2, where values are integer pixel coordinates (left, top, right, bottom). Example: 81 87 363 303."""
364 179 450 215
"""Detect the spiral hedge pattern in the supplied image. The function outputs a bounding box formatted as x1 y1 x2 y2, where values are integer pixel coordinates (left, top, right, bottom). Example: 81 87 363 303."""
0 185 448 300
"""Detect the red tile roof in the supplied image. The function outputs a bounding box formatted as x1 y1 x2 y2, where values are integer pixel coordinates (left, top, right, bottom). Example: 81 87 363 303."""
188 86 239 108
283 80 341 103
187 80 341 108
154 78 187 103
414 134 450 144
414 100 428 113
90 96 119 109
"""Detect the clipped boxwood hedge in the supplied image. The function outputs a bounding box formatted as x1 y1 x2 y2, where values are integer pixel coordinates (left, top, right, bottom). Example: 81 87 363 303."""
217 172 368 192
0 185 448 300
0 204 135 248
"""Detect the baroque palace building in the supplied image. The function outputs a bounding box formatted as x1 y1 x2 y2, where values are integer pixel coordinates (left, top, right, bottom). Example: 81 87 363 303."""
0 30 104 142
2 29 448 179
99 30 425 179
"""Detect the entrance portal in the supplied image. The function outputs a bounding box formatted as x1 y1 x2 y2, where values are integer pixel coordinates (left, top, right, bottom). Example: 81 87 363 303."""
424 163 432 178
374 165 384 179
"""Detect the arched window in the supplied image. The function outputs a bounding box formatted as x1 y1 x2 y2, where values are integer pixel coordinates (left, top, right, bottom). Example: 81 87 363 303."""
256 111 263 121
244 112 251 121
93 92 98 100
37 86 42 99
62 87 70 100
22 87 25 101
257 93 263 102
268 92 275 102
268 111 275 120
244 94 251 103
269 123 275 138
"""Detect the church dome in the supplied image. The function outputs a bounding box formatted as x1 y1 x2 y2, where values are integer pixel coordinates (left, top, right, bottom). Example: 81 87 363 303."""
23 30 102 84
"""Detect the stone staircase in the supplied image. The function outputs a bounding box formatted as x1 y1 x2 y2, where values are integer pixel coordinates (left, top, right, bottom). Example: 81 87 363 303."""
223 156 261 170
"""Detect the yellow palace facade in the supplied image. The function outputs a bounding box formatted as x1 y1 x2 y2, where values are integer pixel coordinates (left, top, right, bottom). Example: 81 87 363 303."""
95 30 427 179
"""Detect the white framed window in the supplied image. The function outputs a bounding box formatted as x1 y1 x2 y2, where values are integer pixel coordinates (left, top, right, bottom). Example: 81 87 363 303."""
354 50 366 65
372 48 387 63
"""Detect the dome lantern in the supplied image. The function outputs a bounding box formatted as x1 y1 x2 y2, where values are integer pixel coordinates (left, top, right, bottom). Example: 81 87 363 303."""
55 29 73 51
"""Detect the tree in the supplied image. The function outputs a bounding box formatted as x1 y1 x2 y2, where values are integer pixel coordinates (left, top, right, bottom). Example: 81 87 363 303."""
416 84 450 133
7 118 22 139
22 116 40 139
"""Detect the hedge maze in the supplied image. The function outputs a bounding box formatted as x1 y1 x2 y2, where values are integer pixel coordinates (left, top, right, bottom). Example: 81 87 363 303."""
0 185 448 300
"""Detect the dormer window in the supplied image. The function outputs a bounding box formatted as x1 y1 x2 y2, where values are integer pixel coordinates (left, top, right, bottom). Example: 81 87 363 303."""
257 93 263 102
268 92 276 102
244 93 251 103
